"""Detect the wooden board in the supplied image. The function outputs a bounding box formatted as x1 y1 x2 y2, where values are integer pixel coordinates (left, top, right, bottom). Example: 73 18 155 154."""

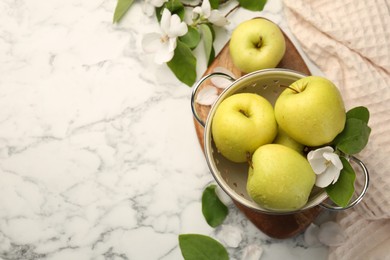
192 23 323 239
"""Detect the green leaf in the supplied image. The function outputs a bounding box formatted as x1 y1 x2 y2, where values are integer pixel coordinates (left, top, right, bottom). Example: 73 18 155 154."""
326 157 356 207
334 118 371 154
179 26 201 50
167 40 197 86
209 47 216 66
206 23 216 41
210 0 220 9
179 234 229 260
238 0 267 11
346 106 370 124
200 24 215 66
113 0 134 23
155 7 163 22
202 185 228 227
156 0 185 22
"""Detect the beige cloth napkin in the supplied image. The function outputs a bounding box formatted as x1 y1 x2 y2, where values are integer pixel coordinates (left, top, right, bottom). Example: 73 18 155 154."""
282 0 390 259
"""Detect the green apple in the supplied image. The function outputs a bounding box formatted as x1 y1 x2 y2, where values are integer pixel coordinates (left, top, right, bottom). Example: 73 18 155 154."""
211 93 277 163
247 144 315 211
273 126 304 153
274 76 346 147
229 18 286 73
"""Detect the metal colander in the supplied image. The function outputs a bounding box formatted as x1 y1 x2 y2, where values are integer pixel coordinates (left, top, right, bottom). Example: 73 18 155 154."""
191 69 369 214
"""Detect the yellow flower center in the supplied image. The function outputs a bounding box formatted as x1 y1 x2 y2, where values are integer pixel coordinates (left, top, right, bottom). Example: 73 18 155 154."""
160 35 169 43
325 160 332 167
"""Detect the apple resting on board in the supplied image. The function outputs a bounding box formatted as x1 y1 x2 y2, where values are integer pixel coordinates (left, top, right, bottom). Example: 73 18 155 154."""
229 18 286 73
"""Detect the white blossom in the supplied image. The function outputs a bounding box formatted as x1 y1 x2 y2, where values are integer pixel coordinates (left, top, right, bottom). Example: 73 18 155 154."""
318 221 346 246
210 66 235 89
142 0 167 16
192 0 229 26
304 222 346 247
195 67 235 105
303 223 321 247
142 9 188 64
216 225 242 248
195 85 218 105
242 244 264 260
307 146 343 188
215 185 233 206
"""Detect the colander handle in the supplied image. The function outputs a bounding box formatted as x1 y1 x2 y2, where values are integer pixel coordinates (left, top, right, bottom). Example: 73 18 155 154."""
191 72 235 127
319 155 369 211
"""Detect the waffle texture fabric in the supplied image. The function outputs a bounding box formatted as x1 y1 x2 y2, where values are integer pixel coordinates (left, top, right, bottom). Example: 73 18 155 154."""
282 0 390 259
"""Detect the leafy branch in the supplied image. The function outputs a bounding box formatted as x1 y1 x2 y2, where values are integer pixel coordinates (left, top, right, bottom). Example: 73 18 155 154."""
113 0 267 86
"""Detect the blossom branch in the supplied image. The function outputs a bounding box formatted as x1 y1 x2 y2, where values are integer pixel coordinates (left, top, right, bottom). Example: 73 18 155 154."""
225 3 240 18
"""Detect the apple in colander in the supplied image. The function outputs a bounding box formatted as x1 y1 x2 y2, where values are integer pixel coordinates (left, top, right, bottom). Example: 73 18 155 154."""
211 93 277 163
275 76 346 147
247 144 316 211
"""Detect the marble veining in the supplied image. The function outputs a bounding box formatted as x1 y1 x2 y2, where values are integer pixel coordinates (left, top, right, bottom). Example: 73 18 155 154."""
0 0 328 259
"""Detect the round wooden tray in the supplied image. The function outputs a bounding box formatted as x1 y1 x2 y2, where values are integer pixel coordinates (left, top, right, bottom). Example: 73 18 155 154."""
192 26 322 239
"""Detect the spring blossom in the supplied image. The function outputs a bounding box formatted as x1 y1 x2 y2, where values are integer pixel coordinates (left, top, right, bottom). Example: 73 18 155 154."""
142 9 188 64
307 146 343 188
192 0 229 26
142 0 167 16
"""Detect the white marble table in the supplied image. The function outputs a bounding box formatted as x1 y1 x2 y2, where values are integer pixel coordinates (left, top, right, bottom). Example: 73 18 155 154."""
0 0 328 259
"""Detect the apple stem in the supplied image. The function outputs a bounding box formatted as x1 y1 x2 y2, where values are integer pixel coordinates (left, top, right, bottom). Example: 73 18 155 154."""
239 109 250 118
225 3 240 18
256 36 263 49
280 85 300 93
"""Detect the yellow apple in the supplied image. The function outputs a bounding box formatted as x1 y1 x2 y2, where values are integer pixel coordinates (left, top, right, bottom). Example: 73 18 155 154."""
229 18 286 73
211 93 277 163
274 76 346 147
247 144 315 211
273 126 304 153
